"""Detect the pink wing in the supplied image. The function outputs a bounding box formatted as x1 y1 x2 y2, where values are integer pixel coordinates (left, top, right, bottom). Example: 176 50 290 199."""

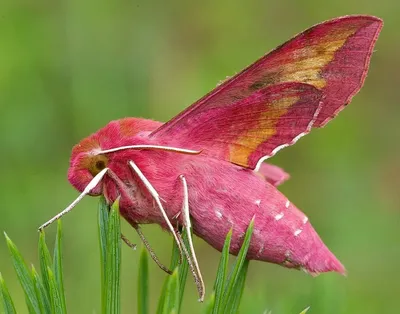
151 16 382 166
157 83 323 169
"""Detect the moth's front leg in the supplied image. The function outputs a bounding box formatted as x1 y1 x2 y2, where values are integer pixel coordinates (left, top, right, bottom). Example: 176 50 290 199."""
128 161 184 259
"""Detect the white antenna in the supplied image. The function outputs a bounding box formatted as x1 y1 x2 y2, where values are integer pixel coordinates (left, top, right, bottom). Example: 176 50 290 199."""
38 168 108 230
97 145 200 155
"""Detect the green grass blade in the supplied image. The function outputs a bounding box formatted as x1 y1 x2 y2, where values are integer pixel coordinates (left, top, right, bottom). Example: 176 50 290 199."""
176 230 189 307
203 292 215 314
157 229 190 314
156 280 168 314
138 246 149 314
47 266 65 314
38 231 52 304
31 266 51 314
0 273 16 314
212 229 232 314
224 259 249 313
299 306 311 314
162 269 180 314
53 220 67 312
98 196 109 275
98 196 109 312
104 199 122 314
4 232 40 313
169 233 182 271
220 218 254 313
156 237 180 313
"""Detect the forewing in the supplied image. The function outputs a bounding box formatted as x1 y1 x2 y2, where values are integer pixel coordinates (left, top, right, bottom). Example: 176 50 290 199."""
151 15 382 141
158 83 322 169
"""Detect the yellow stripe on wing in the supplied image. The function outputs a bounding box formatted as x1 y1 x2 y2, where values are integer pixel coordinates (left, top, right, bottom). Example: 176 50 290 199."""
229 96 299 167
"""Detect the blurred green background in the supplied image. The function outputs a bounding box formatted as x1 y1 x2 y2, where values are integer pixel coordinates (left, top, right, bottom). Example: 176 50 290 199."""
1 0 399 313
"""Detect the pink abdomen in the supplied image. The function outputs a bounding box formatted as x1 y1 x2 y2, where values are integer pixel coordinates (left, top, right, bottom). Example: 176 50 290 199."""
186 159 345 275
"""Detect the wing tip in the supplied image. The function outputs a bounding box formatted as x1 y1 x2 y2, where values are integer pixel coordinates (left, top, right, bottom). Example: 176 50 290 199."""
319 14 383 27
314 15 383 128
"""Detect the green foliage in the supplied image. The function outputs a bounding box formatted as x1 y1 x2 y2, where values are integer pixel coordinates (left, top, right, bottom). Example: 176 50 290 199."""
102 199 122 314
209 219 253 314
299 306 311 314
212 228 232 313
156 229 190 314
38 232 52 309
138 247 149 314
5 232 41 313
98 195 110 291
155 219 254 314
31 266 51 314
0 273 16 314
47 266 65 314
1 198 256 314
161 269 180 314
53 221 66 312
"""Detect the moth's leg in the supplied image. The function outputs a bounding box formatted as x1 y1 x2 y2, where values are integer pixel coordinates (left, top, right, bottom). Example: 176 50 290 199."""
106 169 173 274
134 225 173 275
121 234 137 250
178 175 205 302
128 161 184 262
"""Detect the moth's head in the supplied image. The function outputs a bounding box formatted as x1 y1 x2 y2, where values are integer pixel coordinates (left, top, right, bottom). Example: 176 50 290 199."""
67 118 163 195
68 133 107 195
38 118 162 231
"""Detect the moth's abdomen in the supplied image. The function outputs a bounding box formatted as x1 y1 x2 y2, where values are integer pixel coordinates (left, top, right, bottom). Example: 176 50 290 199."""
251 200 345 275
187 160 345 275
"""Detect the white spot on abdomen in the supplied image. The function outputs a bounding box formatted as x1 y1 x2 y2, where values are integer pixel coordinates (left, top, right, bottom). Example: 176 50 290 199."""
254 199 261 207
285 200 290 208
214 208 223 219
258 243 265 256
294 229 302 237
303 216 308 224
275 212 284 221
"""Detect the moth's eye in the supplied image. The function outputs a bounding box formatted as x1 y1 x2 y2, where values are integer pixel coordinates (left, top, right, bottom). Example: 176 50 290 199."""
95 160 106 170
88 155 108 176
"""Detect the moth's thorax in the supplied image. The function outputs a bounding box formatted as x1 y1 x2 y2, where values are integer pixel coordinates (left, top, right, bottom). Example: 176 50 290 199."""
67 117 162 195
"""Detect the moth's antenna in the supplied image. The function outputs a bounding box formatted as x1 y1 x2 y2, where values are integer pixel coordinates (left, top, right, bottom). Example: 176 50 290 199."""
38 168 108 231
128 161 184 259
97 145 200 155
